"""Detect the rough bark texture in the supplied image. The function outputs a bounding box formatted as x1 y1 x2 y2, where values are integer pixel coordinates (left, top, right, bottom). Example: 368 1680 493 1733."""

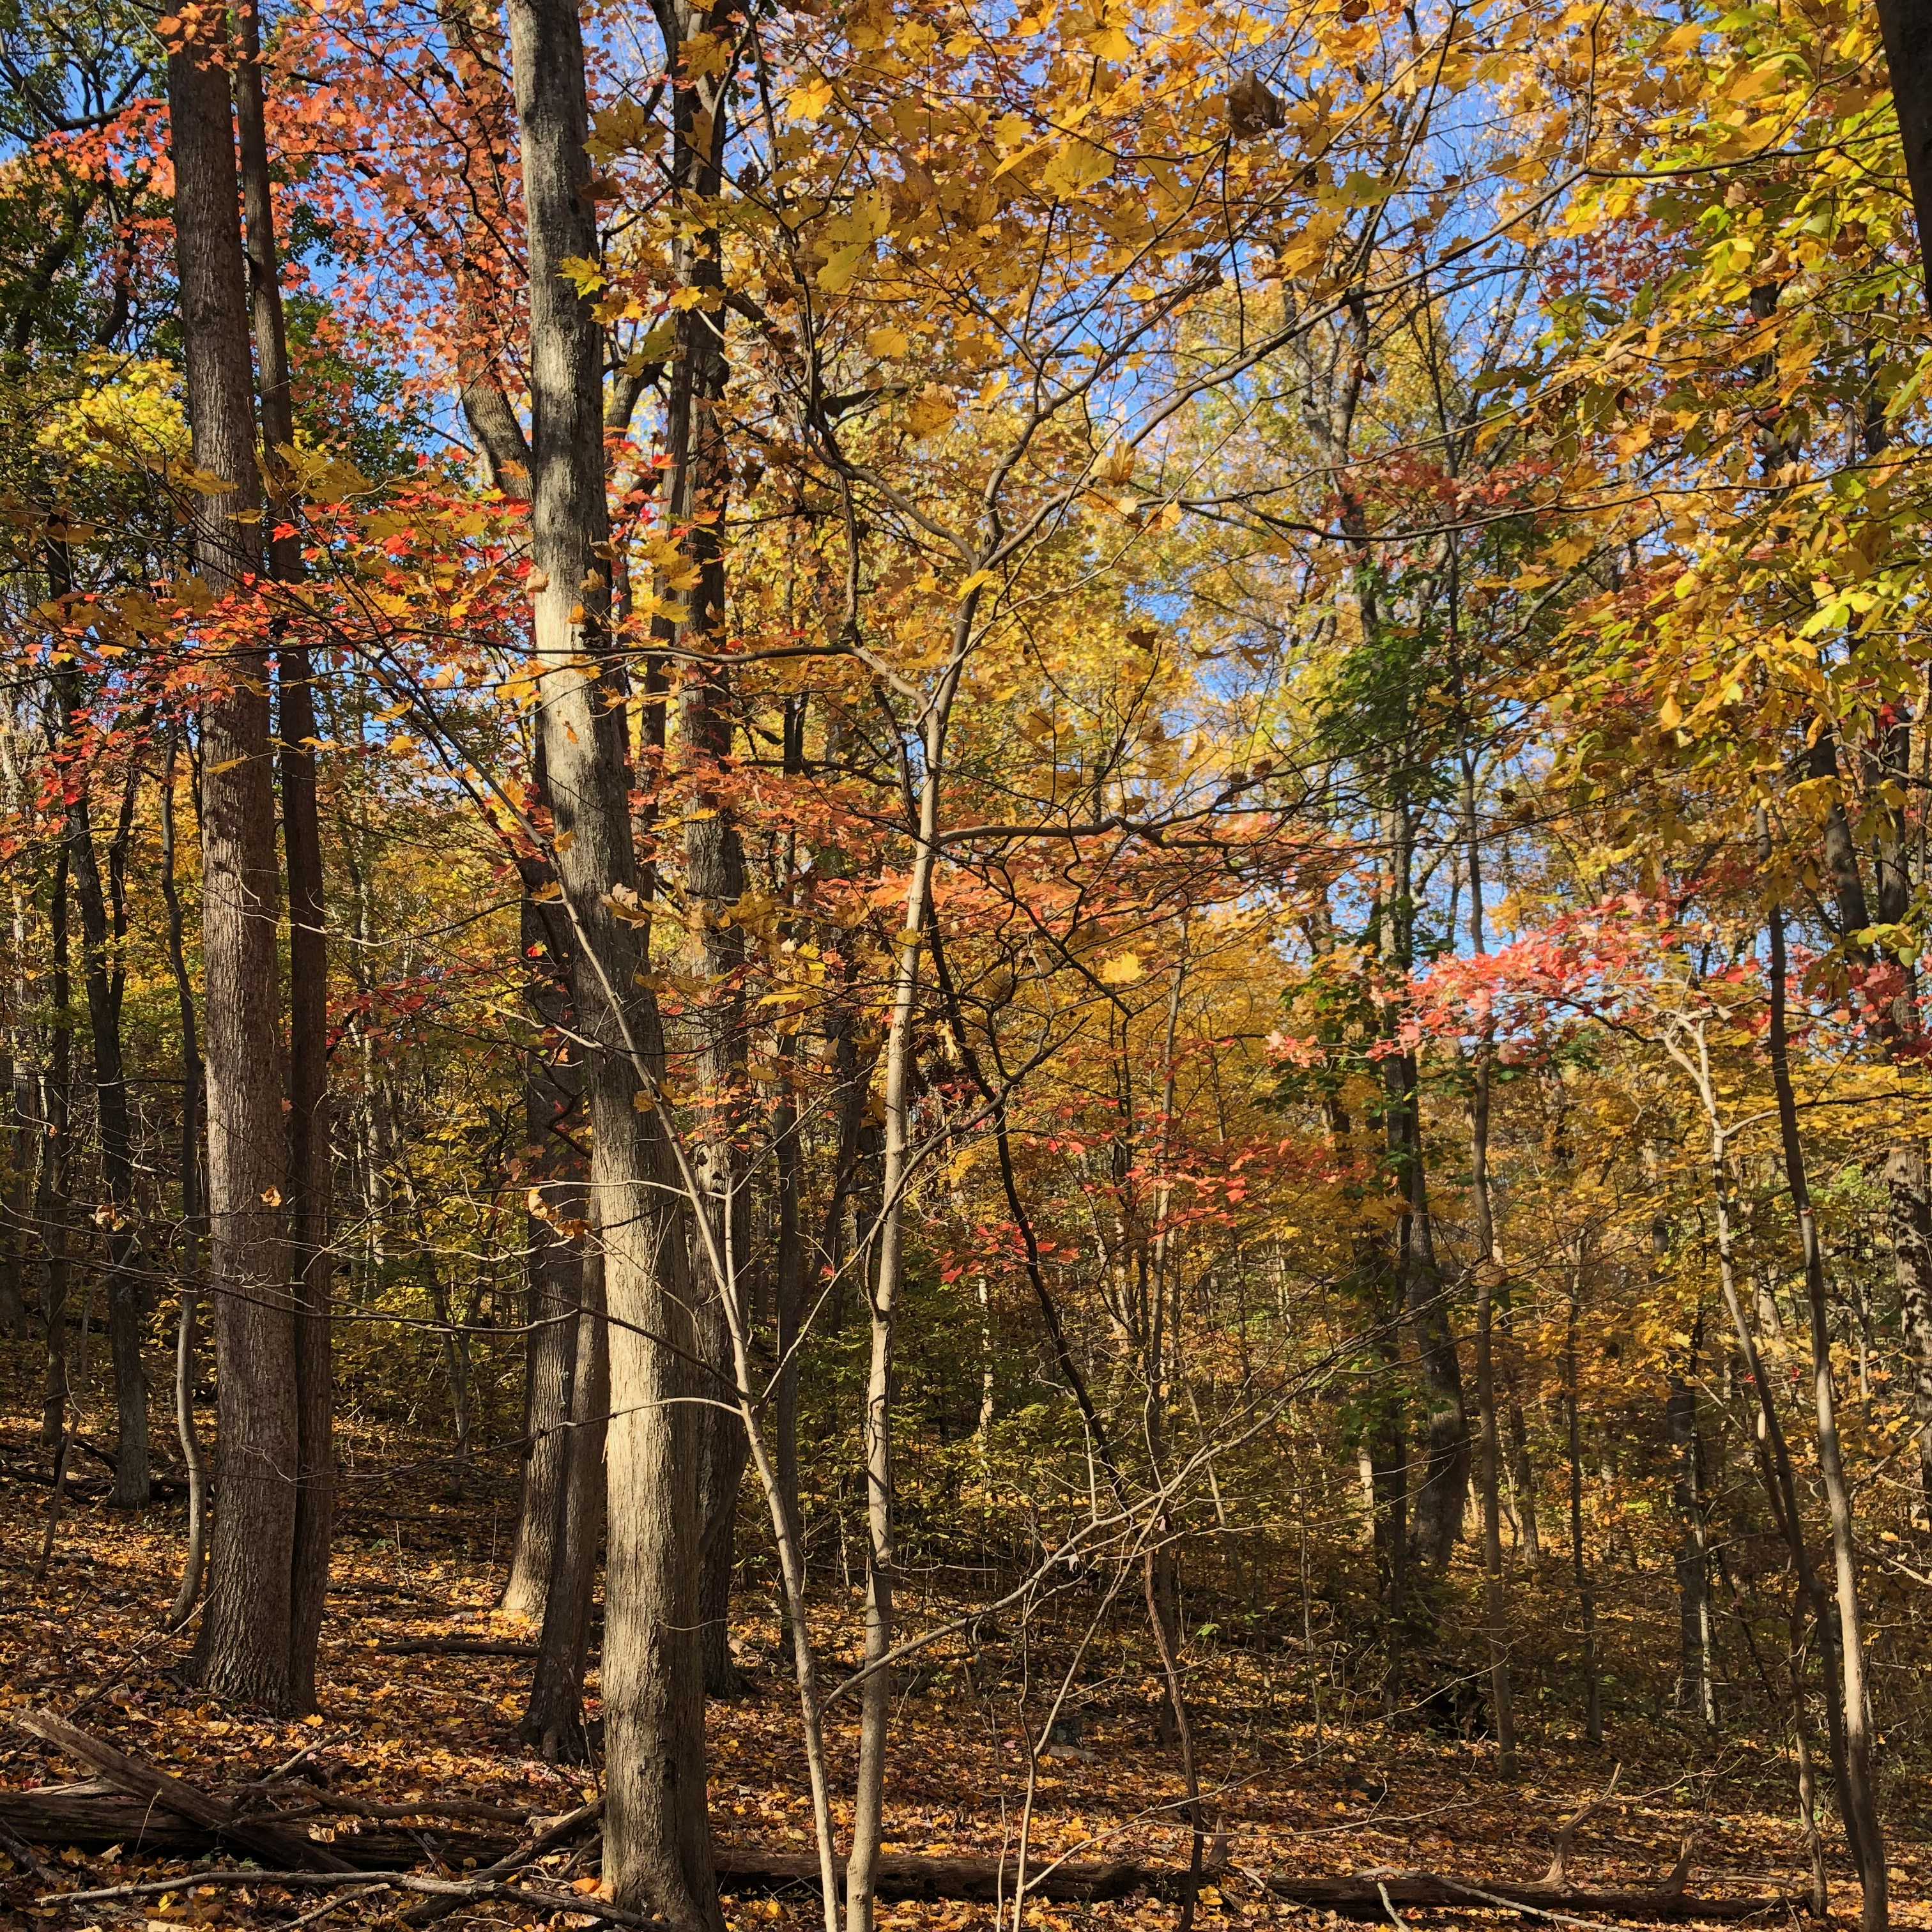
651 0 749 1703
1877 0 1932 318
1767 905 1887 1931
169 17 296 1711
1666 1353 1713 1724
1882 1138 1932 1521
521 1236 607 1756
503 889 584 1618
161 734 208 1629
237 1 333 1711
505 0 715 1917
56 719 148 1509
38 854 70 1448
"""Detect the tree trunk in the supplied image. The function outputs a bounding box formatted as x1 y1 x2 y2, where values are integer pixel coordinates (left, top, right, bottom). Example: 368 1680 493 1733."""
503 884 585 1617
38 850 71 1449
1876 1 1932 318
1461 751 1514 1771
1563 1254 1601 1747
1666 1335 1715 1727
652 0 748 1701
56 695 148 1509
161 735 208 1630
1691 1053 1863 1887
1503 1324 1540 1560
1880 1139 1932 1524
3 845 35 1344
505 0 714 1915
169 13 298 1710
236 0 332 1713
1766 903 1887 1932
1382 800 1468 1574
521 1236 607 1758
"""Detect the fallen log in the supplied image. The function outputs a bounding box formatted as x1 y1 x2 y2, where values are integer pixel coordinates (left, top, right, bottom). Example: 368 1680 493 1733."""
710 1852 1802 1919
47 1866 664 1930
1248 1871 1805 1922
713 1848 1146 1902
0 1782 514 1871
0 1775 1809 1926
15 1710 354 1874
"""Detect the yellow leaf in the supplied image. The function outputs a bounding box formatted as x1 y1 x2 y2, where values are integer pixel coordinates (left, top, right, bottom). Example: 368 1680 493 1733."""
786 73 834 120
866 325 909 357
1038 138 1112 199
1099 953 1143 986
818 240 870 293
907 385 955 436
1659 693 1683 730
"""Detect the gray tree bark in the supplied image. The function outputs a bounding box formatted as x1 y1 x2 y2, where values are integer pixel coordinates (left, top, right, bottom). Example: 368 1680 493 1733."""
520 1230 607 1757
505 0 716 1916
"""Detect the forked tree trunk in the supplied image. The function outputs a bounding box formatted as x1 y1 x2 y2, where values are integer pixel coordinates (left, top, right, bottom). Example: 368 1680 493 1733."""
505 0 714 1916
168 12 298 1710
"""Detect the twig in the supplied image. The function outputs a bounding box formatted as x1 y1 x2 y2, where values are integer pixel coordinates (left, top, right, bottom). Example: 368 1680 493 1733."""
282 1881 394 1928
0 1816 60 1885
1377 1880 1409 1931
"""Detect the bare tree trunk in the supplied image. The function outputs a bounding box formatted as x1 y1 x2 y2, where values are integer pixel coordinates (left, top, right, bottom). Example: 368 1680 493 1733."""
56 698 148 1509
162 737 208 1630
1766 903 1887 1932
1564 1252 1601 1747
505 0 714 1913
1689 1045 1863 1886
503 884 584 1616
1667 1337 1715 1727
847 641 967 1932
521 1236 607 1758
1460 747 1514 1771
1880 1140 1932 1525
1382 799 1468 1573
39 851 71 1449
773 1064 804 1544
236 0 332 1713
1504 1328 1540 1560
648 0 748 1700
3 839 34 1343
169 11 297 1710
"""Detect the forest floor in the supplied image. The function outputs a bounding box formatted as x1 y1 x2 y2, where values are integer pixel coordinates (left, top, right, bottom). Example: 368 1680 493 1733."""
1 1418 1926 1932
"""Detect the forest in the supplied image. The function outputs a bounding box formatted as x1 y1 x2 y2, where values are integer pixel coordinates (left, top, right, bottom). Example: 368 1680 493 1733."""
2 0 1931 1929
